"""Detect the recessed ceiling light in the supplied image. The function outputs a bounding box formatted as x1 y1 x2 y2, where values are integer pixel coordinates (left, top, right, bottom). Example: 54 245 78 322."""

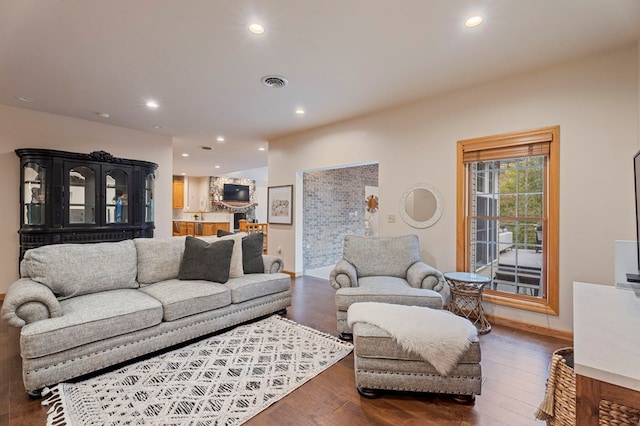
258 147 266 151
249 23 264 34
465 15 483 28
146 100 159 109
16 96 34 103
295 108 305 115
215 165 221 169
181 172 186 176
217 136 225 142
96 112 110 119
181 153 189 157
153 125 165 129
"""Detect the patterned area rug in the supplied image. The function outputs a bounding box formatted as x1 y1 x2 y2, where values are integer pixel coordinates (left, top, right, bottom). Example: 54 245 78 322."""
43 316 353 425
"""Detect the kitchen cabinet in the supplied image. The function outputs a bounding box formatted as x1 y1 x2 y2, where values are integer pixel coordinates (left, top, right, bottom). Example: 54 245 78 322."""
172 176 184 209
16 148 157 259
172 221 230 237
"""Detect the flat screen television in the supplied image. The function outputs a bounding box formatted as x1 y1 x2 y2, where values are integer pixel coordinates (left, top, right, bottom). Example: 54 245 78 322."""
627 150 640 283
223 183 250 202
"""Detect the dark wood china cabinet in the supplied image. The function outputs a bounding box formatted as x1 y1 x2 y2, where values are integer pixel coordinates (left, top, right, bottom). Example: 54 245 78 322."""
16 148 157 258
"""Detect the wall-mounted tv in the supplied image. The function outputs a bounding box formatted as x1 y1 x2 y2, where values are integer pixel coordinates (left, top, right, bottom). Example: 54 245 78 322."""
627 150 640 283
223 183 250 202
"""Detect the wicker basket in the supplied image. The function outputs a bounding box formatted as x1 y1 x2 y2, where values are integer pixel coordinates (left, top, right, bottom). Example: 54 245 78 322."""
599 399 640 425
536 347 640 425
535 347 576 426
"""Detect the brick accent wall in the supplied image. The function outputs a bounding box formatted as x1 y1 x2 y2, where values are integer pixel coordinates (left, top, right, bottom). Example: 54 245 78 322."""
303 164 378 270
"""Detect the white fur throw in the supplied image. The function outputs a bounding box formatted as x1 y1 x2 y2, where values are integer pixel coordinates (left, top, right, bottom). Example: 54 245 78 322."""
347 302 478 375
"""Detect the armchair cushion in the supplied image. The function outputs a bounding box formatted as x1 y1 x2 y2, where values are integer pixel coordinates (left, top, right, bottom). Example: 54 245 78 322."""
343 234 420 278
335 279 444 310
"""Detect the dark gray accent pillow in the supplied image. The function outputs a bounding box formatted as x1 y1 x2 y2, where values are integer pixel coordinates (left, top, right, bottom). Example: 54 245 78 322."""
178 236 234 283
243 232 264 274
216 229 264 274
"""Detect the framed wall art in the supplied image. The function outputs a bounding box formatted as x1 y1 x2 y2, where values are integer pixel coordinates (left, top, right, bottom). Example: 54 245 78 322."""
267 185 293 225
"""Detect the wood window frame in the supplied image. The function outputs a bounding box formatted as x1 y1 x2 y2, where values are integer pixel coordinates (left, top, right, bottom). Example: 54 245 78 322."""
456 126 559 315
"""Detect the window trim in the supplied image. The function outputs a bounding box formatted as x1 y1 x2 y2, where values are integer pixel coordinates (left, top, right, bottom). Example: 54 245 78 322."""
456 126 559 315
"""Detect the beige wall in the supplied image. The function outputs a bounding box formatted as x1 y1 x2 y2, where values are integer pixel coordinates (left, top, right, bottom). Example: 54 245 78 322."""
0 105 173 294
268 44 640 332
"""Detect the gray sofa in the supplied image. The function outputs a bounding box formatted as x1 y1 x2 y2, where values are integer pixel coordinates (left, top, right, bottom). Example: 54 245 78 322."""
329 234 449 338
1 234 291 395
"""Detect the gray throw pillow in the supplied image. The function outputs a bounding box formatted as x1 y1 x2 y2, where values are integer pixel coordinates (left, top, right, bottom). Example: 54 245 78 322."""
178 236 234 283
216 229 264 274
243 232 264 274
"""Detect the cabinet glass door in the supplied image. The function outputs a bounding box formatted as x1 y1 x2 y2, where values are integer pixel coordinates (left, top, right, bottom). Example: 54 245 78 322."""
23 162 45 225
105 169 129 224
69 166 97 224
145 173 155 222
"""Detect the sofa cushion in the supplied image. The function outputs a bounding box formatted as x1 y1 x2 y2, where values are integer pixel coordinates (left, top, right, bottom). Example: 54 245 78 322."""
342 234 420 279
216 230 264 274
140 279 231 321
201 233 246 278
178 236 234 283
20 289 163 358
335 278 443 311
21 240 138 300
224 273 291 303
135 236 186 284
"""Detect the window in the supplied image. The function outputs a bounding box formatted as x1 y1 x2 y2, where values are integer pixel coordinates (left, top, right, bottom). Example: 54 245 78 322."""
456 126 559 315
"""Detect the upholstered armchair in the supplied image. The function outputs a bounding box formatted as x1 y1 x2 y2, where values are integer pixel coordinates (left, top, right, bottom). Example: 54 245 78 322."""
329 234 449 339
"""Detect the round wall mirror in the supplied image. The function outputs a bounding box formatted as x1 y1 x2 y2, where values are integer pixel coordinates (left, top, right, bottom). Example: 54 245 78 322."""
399 182 443 228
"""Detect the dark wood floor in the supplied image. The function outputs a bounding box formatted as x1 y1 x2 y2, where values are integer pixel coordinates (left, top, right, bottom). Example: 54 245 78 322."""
0 275 570 425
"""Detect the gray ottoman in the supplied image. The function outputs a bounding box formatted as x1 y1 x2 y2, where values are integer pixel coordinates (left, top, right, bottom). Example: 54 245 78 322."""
350 305 482 401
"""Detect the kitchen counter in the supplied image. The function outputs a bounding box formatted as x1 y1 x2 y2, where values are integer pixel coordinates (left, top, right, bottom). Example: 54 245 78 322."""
172 220 230 236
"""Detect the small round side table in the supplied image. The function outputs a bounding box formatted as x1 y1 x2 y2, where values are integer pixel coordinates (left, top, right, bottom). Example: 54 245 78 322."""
444 272 492 334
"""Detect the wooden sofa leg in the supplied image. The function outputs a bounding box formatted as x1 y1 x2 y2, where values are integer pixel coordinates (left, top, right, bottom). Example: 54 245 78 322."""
357 387 381 399
452 394 476 405
27 388 43 399
339 332 353 341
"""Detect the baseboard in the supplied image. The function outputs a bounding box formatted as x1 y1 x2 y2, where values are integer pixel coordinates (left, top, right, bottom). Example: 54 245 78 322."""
487 313 573 342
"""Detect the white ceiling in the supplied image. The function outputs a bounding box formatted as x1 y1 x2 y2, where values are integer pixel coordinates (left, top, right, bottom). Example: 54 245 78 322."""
2 1 640 176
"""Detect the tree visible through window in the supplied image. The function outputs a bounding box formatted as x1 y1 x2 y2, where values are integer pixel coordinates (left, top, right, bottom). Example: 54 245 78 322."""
457 127 559 315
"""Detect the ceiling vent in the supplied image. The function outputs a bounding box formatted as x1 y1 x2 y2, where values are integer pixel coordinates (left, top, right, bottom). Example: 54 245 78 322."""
200 146 213 151
261 75 288 88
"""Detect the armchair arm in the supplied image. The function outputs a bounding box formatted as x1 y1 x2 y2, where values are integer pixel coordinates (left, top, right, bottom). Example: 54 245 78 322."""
1 278 62 327
263 255 284 273
406 262 450 303
329 259 358 289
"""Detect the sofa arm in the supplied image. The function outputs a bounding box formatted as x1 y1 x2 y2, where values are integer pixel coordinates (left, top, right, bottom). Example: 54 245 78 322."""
263 255 284 273
329 259 358 289
1 278 62 327
406 262 450 303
